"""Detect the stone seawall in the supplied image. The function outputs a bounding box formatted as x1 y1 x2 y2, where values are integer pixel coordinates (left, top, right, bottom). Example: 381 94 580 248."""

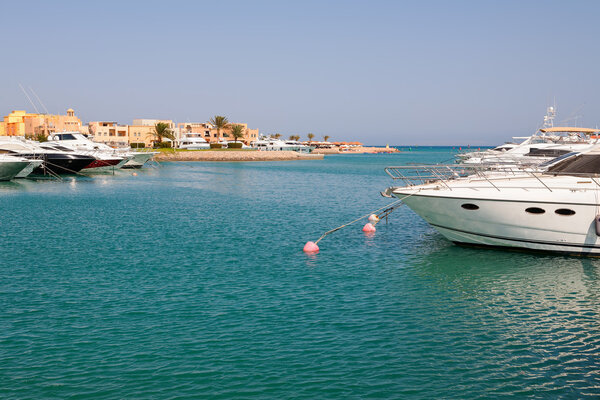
155 150 324 162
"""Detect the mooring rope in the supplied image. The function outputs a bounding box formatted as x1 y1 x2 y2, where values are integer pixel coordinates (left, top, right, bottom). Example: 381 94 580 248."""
314 192 417 245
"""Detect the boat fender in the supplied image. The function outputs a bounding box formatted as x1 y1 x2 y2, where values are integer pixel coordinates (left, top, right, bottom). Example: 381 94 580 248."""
596 215 600 236
368 214 380 223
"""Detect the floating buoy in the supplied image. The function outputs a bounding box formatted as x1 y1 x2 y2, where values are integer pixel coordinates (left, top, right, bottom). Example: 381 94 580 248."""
132 172 138 176
368 214 379 223
362 223 376 233
303 241 320 253
595 215 600 236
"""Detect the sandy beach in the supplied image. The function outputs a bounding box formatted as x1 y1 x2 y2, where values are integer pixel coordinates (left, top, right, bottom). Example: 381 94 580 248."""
155 150 324 162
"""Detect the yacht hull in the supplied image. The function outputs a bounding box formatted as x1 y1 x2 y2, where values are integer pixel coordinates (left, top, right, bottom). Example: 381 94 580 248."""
397 193 600 256
122 152 155 168
0 161 31 181
15 160 43 178
31 154 96 175
81 157 129 173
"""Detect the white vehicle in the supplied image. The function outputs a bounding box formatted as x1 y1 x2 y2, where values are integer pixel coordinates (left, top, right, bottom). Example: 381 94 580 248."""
382 147 600 256
0 154 35 180
251 137 312 152
459 127 599 167
0 137 94 176
47 132 156 169
179 132 210 149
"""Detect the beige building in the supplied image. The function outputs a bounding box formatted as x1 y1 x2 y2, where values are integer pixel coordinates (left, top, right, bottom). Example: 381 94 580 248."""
132 119 175 129
0 109 82 137
88 121 130 147
177 122 259 144
128 125 157 148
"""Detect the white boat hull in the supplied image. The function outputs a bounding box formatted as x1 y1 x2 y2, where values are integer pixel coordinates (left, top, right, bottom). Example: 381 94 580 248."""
0 160 31 181
398 193 600 256
122 152 155 168
15 160 43 178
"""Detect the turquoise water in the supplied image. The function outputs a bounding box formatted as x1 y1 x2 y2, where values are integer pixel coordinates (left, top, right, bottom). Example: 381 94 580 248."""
2 149 600 398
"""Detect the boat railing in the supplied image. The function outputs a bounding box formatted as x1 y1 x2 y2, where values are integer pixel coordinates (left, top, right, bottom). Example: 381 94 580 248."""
385 164 600 192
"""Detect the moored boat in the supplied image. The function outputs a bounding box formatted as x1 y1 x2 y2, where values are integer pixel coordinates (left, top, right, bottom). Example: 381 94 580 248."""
383 147 600 256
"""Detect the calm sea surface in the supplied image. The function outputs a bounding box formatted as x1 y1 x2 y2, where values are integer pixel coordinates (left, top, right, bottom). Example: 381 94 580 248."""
1 147 600 399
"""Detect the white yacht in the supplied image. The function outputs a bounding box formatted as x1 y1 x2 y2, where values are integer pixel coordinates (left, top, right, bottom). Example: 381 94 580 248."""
0 154 35 180
178 132 210 149
251 137 312 152
0 137 95 176
47 132 156 169
459 127 599 167
382 147 600 256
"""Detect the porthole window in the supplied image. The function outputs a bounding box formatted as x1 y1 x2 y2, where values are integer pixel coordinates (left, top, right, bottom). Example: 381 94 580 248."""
461 203 479 210
526 207 545 214
555 208 576 216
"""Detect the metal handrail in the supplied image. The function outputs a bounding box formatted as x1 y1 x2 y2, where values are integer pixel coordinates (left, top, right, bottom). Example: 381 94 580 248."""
384 164 600 192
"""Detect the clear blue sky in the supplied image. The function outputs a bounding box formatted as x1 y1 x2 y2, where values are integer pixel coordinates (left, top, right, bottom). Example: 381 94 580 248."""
1 0 599 145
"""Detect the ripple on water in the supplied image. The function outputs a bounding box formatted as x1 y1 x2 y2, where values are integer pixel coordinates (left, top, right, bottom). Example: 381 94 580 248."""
1 154 600 398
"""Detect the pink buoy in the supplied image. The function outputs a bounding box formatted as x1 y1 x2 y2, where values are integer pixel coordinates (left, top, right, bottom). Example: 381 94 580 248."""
362 223 376 233
303 241 319 253
368 214 379 223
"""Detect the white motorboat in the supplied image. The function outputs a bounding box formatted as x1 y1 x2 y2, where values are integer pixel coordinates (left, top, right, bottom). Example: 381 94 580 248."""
0 137 96 176
45 132 154 171
382 147 600 256
251 137 312 152
0 154 34 180
47 132 157 169
179 132 210 149
459 127 599 167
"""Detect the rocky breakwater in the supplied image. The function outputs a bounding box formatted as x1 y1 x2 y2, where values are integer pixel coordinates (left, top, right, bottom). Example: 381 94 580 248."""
155 150 324 162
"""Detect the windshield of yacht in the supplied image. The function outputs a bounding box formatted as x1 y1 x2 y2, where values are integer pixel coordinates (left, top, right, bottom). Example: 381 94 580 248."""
55 133 77 140
43 144 74 152
546 153 600 174
539 152 578 168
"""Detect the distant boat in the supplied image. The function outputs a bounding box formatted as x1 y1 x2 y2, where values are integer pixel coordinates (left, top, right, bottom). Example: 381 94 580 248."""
251 137 312 153
179 132 210 149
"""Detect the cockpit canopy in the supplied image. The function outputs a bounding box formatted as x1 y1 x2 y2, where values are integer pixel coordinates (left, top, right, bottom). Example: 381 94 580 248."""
546 153 600 174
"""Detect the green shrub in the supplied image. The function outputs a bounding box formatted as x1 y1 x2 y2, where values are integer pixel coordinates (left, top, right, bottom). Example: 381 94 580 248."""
210 143 223 149
228 142 243 148
155 142 172 148
130 142 145 148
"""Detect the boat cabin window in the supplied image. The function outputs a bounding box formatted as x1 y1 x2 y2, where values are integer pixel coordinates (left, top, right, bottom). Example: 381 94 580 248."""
526 207 545 214
547 154 600 174
46 144 73 152
539 152 578 168
56 133 77 140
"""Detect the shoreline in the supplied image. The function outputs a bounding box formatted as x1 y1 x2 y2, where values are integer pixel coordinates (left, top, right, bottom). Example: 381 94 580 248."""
313 146 400 154
154 150 324 162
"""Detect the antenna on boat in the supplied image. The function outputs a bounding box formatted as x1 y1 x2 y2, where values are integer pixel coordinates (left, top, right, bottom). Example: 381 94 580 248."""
29 86 50 114
18 83 40 113
542 104 556 129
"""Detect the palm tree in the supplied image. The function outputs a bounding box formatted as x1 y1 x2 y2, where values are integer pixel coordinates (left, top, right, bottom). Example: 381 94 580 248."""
323 135 330 142
148 122 175 146
209 115 229 142
294 135 301 141
289 135 295 141
230 124 245 143
307 133 314 143
274 133 282 139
